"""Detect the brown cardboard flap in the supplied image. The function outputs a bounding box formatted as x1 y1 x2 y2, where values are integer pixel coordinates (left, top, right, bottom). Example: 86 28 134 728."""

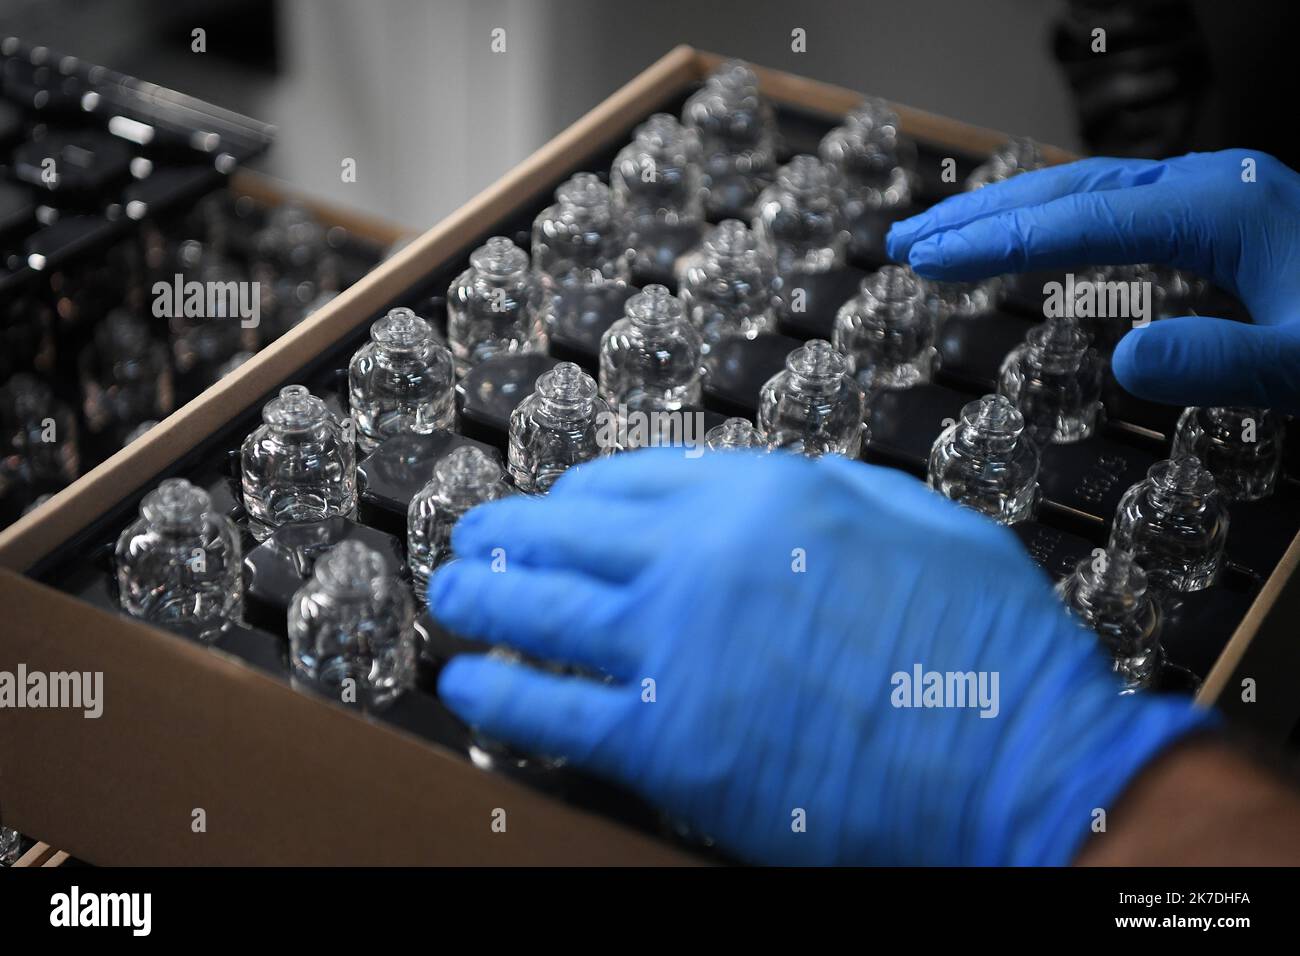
0 569 695 864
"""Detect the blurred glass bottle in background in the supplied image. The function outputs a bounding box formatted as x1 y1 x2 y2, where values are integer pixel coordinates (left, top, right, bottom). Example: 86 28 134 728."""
532 173 631 293
532 173 632 359
676 219 777 354
251 202 341 342
682 59 778 221
0 373 78 524
752 155 847 277
610 113 705 285
820 97 917 259
79 309 174 452
167 239 256 392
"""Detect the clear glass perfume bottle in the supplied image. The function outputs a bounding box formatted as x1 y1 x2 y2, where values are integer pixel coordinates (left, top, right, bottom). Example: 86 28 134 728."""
675 218 777 352
253 202 331 281
997 314 1104 446
0 373 79 497
241 385 358 539
79 309 174 442
757 339 866 457
1109 456 1229 592
1172 406 1285 502
447 236 546 373
819 98 915 213
1055 547 1162 693
114 477 242 637
598 284 703 414
834 265 938 392
168 239 255 385
508 361 611 494
408 446 509 591
681 59 777 219
287 539 416 709
250 202 340 343
928 394 1039 525
610 113 704 279
752 155 847 276
347 308 455 453
531 173 631 293
706 417 764 450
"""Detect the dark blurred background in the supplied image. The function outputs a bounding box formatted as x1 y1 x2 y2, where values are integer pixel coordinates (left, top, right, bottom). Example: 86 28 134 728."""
0 0 1293 236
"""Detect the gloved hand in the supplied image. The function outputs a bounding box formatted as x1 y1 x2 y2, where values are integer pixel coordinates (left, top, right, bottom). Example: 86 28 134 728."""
887 150 1300 413
430 449 1211 865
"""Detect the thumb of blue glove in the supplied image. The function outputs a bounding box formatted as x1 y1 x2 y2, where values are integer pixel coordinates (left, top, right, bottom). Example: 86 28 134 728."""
1115 316 1300 409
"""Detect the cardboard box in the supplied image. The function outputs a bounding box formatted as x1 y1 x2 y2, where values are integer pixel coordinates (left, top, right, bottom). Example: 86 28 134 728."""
1 46 1296 865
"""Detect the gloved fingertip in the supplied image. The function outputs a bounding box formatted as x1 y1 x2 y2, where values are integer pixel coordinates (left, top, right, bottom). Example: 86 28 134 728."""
1107 327 1190 405
906 237 947 278
426 562 464 614
448 499 511 554
1109 329 1149 394
885 219 922 260
436 654 486 716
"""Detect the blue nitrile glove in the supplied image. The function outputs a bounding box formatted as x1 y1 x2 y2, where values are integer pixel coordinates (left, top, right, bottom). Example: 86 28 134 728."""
429 449 1212 865
887 150 1300 413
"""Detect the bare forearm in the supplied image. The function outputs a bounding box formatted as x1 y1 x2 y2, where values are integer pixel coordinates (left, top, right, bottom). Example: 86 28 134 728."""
1076 737 1300 865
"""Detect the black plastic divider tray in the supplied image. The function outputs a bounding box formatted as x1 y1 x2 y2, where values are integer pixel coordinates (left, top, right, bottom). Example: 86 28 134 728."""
1 47 1297 866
